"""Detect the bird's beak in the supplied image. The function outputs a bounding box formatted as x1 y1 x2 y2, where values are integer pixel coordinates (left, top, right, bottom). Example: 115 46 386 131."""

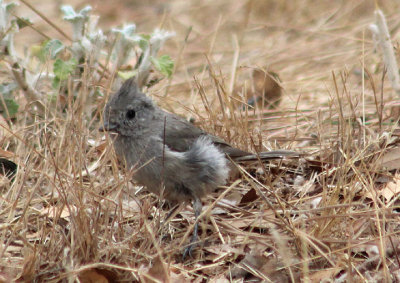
99 121 118 132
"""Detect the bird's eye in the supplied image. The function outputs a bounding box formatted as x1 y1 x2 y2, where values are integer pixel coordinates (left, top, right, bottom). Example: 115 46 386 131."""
126 109 136 120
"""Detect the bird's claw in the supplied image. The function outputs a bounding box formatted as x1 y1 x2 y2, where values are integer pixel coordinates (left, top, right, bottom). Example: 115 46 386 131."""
182 242 196 261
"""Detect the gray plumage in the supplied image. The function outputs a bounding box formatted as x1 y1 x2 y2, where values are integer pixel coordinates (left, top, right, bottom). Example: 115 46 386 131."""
101 79 231 203
101 78 297 257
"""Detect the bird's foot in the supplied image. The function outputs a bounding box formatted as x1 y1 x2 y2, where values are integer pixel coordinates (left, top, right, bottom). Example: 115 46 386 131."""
182 197 202 261
182 241 196 261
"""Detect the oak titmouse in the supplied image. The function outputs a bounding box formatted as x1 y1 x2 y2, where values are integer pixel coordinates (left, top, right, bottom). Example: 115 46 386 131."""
101 78 297 257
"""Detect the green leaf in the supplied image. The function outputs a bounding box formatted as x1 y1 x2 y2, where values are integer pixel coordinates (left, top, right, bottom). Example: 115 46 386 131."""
53 58 77 81
94 88 104 98
52 77 61 89
32 39 65 63
0 83 19 118
112 24 136 37
41 39 65 60
61 5 92 41
2 97 19 117
61 5 92 22
141 34 151 41
137 35 149 51
118 70 137 80
5 2 17 14
47 92 59 104
150 55 174 77
16 17 33 29
60 5 77 19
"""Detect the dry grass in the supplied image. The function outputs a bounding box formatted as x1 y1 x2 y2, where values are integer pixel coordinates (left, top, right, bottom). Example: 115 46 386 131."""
2 0 400 281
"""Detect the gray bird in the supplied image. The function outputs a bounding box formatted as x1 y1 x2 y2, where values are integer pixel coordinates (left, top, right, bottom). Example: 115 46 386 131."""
100 78 297 258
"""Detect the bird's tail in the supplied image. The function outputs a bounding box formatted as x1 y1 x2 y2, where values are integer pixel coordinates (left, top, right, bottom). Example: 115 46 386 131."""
233 150 299 162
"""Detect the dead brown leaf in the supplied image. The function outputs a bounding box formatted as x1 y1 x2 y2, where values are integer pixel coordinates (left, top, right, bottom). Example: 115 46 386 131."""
230 249 265 279
15 248 36 282
366 174 400 202
307 267 341 281
378 147 400 171
140 256 170 283
240 188 258 204
0 272 12 283
251 69 282 109
233 68 282 109
168 269 188 283
208 274 229 283
87 138 108 154
40 205 71 219
78 269 109 283
381 176 400 202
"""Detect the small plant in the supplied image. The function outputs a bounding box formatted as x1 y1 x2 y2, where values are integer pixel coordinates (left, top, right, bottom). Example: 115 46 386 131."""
0 2 175 117
0 3 175 280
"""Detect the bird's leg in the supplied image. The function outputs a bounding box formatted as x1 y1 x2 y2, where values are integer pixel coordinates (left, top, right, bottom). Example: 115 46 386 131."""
162 203 182 227
182 196 202 260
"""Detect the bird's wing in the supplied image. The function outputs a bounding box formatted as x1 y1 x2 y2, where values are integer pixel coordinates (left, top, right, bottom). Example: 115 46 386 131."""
162 113 250 157
160 113 299 160
162 114 204 152
207 135 250 158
